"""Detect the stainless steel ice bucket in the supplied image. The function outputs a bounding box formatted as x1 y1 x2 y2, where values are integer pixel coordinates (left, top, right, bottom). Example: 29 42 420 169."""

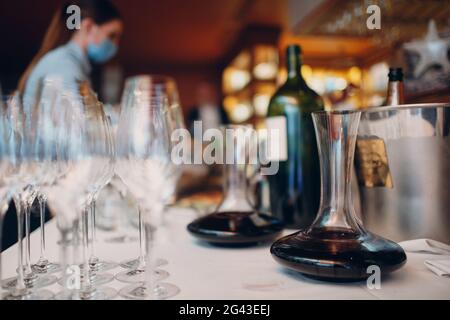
355 103 450 243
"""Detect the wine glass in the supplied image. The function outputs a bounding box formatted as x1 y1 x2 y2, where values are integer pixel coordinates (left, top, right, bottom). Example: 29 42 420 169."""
115 92 179 299
114 91 170 284
1 94 54 300
14 86 62 285
26 81 62 276
78 84 118 274
34 79 116 299
0 95 15 298
118 75 181 270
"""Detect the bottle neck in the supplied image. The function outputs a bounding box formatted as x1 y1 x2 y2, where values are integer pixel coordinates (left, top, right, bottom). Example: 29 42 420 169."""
286 53 304 82
386 80 404 105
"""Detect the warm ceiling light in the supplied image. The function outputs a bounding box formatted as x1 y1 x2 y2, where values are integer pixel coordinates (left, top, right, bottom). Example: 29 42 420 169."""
324 76 348 92
230 69 250 89
231 102 253 123
253 93 271 117
333 77 348 91
348 66 362 85
223 67 251 93
223 96 253 123
309 77 325 95
368 62 389 92
253 62 278 80
253 45 279 80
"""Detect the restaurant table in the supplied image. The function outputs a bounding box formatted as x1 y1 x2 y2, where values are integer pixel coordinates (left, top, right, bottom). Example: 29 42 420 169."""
1 207 449 300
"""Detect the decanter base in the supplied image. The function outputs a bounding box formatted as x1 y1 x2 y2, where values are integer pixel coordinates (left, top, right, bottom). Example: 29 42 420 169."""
271 228 407 282
187 211 284 246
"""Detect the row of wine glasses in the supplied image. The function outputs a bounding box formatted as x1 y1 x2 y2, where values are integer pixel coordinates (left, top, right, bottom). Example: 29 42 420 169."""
0 74 183 299
1 92 56 299
115 75 183 299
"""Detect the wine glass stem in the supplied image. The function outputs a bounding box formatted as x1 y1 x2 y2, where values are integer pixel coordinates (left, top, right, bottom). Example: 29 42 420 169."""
0 196 9 297
81 209 92 292
91 198 97 241
38 196 47 262
24 205 33 275
144 221 156 294
88 200 96 261
138 208 146 268
59 228 70 290
0 197 9 291
13 198 26 290
0 196 9 294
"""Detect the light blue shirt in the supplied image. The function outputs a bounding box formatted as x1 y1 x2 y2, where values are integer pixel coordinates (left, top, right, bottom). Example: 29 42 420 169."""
23 41 91 108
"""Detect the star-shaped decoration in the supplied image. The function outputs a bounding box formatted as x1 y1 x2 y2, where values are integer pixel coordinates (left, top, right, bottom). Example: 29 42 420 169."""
404 20 450 78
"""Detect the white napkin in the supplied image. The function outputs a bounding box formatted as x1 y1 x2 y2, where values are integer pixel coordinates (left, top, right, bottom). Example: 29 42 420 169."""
399 239 450 255
424 260 450 277
399 239 450 277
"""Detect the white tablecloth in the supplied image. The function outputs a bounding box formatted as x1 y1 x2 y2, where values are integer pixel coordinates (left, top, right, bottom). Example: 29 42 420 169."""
2 207 449 299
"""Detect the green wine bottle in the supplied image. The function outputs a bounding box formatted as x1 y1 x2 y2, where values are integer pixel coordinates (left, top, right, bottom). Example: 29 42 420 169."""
266 44 324 229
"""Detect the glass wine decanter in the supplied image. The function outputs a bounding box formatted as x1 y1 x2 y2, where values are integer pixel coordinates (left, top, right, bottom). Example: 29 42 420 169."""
187 124 284 246
271 110 407 281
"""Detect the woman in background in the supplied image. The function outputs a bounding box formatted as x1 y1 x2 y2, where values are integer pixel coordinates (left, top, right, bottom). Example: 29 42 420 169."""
19 0 123 106
2 0 122 251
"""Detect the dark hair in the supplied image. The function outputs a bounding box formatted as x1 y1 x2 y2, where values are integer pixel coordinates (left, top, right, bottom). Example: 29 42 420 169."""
18 0 121 93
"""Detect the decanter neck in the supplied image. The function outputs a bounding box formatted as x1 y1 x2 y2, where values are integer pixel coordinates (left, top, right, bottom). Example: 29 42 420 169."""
309 111 364 235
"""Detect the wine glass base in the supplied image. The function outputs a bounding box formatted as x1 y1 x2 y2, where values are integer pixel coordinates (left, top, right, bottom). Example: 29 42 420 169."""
58 272 114 287
105 235 138 243
115 268 169 283
2 288 54 300
32 262 61 274
2 274 57 290
80 260 118 272
54 287 117 300
119 258 168 269
119 282 180 300
57 238 73 246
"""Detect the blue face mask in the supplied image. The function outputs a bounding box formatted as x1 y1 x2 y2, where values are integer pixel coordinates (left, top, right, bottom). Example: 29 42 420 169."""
87 39 118 64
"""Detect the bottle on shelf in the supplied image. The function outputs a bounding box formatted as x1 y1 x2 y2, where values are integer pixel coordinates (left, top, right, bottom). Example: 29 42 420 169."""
386 68 404 105
266 44 324 229
354 68 404 189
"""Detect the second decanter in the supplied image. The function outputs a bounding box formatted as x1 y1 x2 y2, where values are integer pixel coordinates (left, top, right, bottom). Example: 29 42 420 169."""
187 124 284 246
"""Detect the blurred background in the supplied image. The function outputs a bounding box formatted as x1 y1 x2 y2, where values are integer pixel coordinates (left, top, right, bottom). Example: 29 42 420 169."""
1 0 450 248
1 0 450 121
